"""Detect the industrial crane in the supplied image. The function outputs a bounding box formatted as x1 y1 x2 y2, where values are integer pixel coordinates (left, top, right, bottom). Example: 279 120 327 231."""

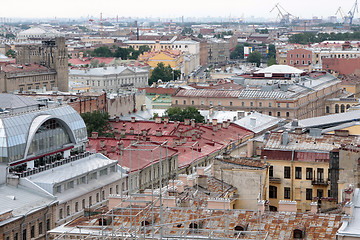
270 3 294 25
348 0 358 25
335 7 346 23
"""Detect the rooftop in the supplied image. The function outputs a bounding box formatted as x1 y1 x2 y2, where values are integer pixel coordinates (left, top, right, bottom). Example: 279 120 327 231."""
254 65 304 75
234 112 285 134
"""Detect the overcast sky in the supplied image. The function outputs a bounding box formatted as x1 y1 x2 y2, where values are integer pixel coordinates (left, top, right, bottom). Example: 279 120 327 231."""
1 0 358 20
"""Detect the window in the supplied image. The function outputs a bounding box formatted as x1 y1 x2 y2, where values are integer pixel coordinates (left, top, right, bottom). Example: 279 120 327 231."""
259 102 262 107
295 167 302 179
218 101 221 106
66 205 70 216
31 225 35 238
230 101 233 106
175 100 178 105
59 208 63 219
116 185 119 194
210 101 213 105
335 104 339 113
81 176 86 184
56 185 61 193
191 100 194 105
250 102 253 107
286 103 289 108
269 166 273 177
102 190 105 200
286 112 290 117
22 229 27 240
306 188 312 200
241 102 244 107
67 181 74 189
201 101 204 105
269 186 277 198
100 168 107 176
39 222 43 235
89 196 92 206
290 60 293 64
277 103 280 108
14 233 18 240
183 100 186 105
269 102 272 107
326 106 330 113
277 112 281 117
284 166 290 179
317 168 324 181
75 202 79 212
284 187 291 199
269 111 272 116
46 219 50 231
82 199 85 209
110 187 113 194
90 172 97 180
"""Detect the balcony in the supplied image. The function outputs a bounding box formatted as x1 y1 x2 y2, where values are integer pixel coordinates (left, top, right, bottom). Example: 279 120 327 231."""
311 178 329 185
269 177 281 183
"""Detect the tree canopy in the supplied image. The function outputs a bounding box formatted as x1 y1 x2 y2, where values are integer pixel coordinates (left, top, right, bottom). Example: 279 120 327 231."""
164 107 204 123
288 31 360 44
247 51 262 67
80 110 113 137
149 63 181 85
5 49 16 58
87 45 151 60
267 57 276 66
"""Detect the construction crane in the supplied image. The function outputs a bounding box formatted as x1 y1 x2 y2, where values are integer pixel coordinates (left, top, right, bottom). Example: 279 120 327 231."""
335 7 346 23
270 3 294 25
348 0 359 25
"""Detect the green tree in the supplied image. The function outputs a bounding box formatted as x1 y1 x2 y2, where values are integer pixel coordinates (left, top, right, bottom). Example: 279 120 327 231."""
268 44 276 59
197 33 203 38
114 47 130 59
138 45 151 54
247 51 262 67
230 44 245 59
92 46 113 57
149 63 180 85
181 27 193 35
90 59 99 68
164 107 204 123
267 57 276 66
81 111 113 137
5 49 16 58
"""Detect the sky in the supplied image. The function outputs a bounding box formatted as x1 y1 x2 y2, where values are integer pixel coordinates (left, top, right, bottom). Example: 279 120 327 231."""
0 0 358 21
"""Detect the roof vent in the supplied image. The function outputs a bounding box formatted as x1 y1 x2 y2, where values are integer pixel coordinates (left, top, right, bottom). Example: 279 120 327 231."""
309 128 322 138
282 131 289 145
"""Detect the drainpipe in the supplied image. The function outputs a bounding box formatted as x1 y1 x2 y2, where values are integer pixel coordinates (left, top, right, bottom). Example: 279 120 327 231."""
291 150 295 201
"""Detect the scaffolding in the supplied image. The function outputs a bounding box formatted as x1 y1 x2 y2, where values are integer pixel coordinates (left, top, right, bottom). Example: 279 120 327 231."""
51 139 266 240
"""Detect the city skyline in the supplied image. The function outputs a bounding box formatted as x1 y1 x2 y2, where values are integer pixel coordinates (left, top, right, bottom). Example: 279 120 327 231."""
0 0 358 21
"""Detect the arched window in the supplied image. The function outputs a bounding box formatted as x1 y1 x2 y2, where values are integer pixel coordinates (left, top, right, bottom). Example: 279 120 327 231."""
335 104 339 113
326 106 330 113
28 119 71 156
341 104 345 113
346 104 351 109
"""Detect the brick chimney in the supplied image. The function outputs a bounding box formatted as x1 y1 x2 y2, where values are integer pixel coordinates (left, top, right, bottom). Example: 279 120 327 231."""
120 128 126 137
129 127 134 135
164 117 169 123
100 139 106 148
310 202 318 213
155 116 162 123
212 119 218 126
278 200 297 212
156 129 162 136
92 132 98 138
131 117 136 123
191 119 196 128
178 174 188 185
184 118 190 125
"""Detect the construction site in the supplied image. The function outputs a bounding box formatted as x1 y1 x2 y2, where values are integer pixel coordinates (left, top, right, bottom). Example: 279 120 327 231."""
48 141 343 240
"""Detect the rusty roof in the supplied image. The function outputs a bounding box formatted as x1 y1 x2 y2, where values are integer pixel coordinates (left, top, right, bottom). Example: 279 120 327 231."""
59 206 343 239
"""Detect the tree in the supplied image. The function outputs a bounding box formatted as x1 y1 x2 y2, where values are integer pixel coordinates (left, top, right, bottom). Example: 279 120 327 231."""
247 51 261 67
5 49 16 58
267 57 276 66
197 33 203 38
230 44 245 59
268 44 276 59
114 47 130 59
164 107 204 123
90 59 99 68
149 63 180 85
181 27 193 35
81 111 113 137
92 46 113 57
138 45 151 54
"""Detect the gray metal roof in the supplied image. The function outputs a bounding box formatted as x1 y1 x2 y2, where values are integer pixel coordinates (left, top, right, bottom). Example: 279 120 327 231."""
0 184 56 218
234 112 285 133
69 66 148 76
28 153 117 192
238 89 287 99
297 110 360 129
0 94 39 110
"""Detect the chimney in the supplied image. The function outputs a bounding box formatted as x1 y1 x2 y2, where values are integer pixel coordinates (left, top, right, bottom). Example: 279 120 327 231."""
291 119 298 127
247 140 254 158
129 127 134 135
114 130 121 140
100 139 106 148
197 167 205 176
192 134 197 141
155 116 162 124
141 104 146 111
212 119 217 126
174 121 179 128
178 174 188 185
164 121 167 128
187 177 194 187
209 106 214 116
117 141 124 150
258 200 266 215
115 116 120 122
176 182 184 193
310 202 318 213
111 145 116 153
164 117 169 123
156 129 162 136
250 117 256 128
184 118 190 125
141 129 147 136
213 125 218 132
92 132 99 138
120 128 126 137
191 119 196 128
131 117 136 123
198 175 208 189
278 200 297 212
295 127 303 134
282 131 289 145
237 111 245 119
